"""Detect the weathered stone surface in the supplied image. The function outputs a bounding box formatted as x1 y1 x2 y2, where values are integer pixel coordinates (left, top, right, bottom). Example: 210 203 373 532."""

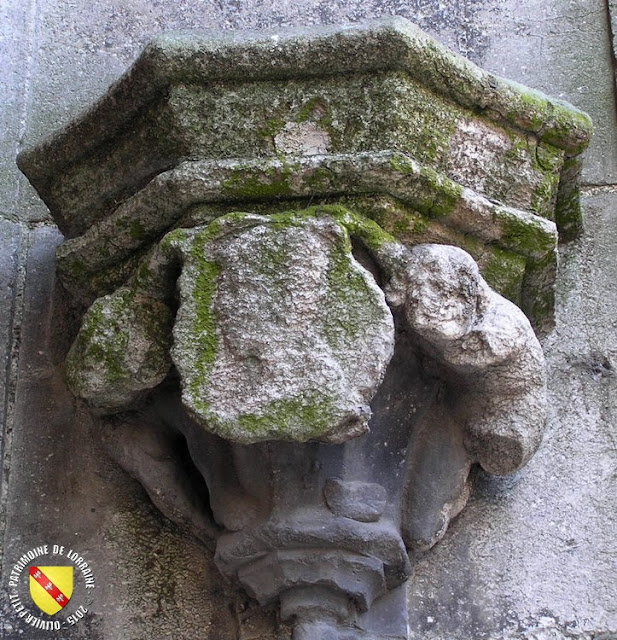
4 4 611 640
476 0 615 187
0 3 34 222
0 220 21 457
15 19 589 336
169 212 394 443
56 153 558 276
404 191 617 637
401 401 471 552
51 153 559 330
215 513 411 585
40 198 549 637
17 18 590 241
324 479 387 522
1 226 232 640
65 287 172 410
238 550 386 610
394 244 547 475
101 413 219 550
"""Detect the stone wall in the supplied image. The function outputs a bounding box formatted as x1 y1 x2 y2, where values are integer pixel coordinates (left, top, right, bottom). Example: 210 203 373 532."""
1 1 615 639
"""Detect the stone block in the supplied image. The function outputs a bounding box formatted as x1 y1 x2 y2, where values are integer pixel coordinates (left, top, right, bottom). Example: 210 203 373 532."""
0 218 21 510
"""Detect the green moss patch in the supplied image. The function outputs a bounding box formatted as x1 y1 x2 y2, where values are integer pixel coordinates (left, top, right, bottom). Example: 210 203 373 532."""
65 286 172 408
212 392 335 441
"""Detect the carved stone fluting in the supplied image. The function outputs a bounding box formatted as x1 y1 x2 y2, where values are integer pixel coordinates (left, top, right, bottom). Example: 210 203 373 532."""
17 18 591 639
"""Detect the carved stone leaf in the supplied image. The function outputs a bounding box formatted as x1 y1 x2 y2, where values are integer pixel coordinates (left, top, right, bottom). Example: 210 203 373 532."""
169 213 395 444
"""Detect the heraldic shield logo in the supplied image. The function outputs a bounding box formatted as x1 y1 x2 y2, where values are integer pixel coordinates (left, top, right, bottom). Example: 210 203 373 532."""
29 566 74 615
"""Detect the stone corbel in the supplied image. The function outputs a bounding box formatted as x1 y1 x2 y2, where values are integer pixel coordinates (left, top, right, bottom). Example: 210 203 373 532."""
18 18 591 639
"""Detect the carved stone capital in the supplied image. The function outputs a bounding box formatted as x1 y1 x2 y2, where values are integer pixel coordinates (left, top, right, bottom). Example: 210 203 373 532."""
17 17 591 639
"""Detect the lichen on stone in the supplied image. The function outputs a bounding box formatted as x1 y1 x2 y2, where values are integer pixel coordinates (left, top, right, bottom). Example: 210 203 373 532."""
65 286 173 410
169 210 395 444
480 247 527 307
221 163 295 200
498 208 557 258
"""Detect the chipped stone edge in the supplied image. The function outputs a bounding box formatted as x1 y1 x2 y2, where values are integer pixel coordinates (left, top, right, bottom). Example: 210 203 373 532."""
56 152 557 278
